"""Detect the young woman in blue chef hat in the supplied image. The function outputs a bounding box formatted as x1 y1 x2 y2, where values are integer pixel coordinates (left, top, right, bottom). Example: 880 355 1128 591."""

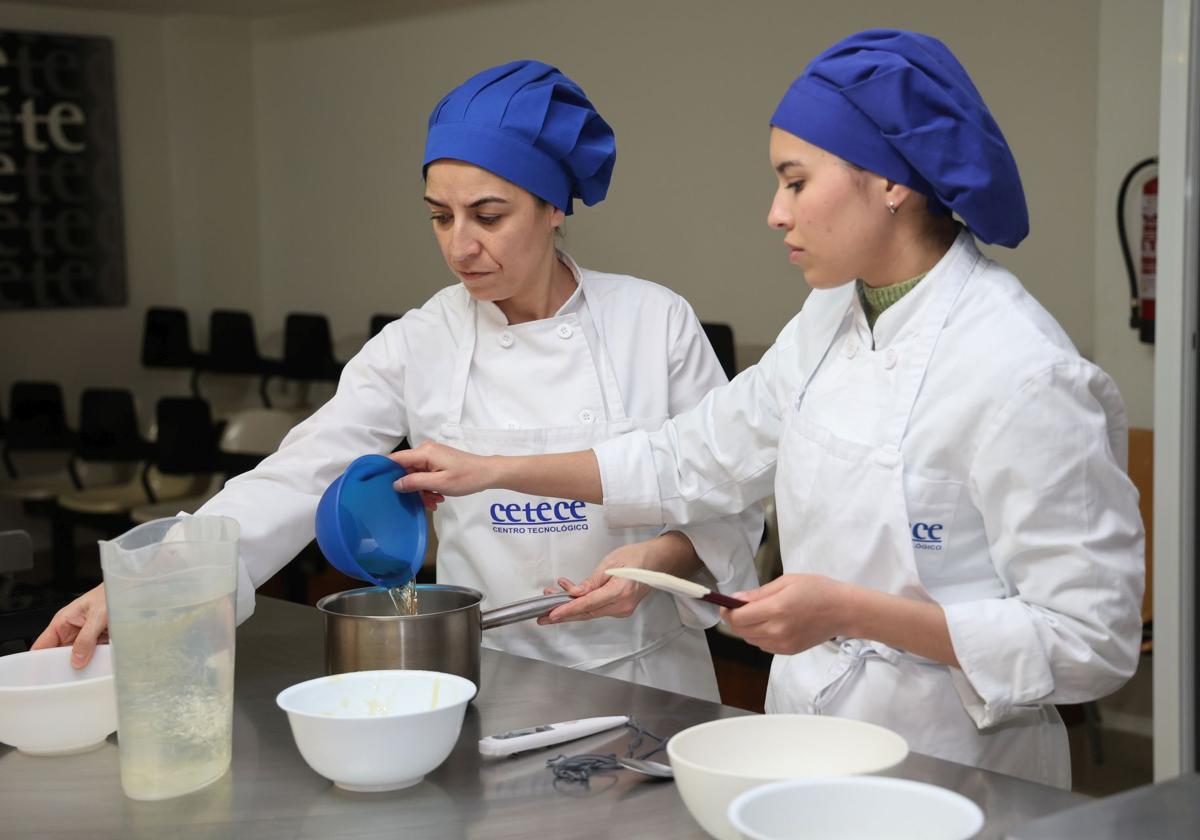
34 61 762 702
389 31 1145 787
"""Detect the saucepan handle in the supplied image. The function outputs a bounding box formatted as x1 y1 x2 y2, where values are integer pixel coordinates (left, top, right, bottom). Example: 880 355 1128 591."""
481 593 574 630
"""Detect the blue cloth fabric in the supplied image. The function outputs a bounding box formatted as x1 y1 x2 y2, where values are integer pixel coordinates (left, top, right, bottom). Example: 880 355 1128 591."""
771 29 1028 247
424 60 615 215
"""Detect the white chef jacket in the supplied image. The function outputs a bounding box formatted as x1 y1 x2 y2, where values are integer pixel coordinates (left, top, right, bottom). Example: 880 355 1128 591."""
594 231 1144 785
198 254 760 662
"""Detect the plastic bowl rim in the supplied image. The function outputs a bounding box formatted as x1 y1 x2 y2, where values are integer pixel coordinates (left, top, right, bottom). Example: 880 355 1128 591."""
275 668 478 721
665 713 910 782
318 454 428 587
0 644 115 693
727 775 985 838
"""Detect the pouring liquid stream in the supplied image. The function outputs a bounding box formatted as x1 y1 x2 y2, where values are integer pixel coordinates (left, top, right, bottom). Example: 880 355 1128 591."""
386 580 419 616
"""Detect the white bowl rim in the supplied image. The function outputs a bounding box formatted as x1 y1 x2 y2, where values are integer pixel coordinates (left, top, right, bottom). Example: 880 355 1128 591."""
666 714 909 781
0 644 114 693
275 668 477 720
728 775 985 838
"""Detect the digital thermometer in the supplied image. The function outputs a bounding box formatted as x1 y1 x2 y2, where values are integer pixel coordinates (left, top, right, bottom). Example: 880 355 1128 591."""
478 715 630 757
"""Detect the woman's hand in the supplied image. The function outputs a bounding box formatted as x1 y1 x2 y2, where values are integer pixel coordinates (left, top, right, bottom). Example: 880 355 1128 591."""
537 543 655 624
390 442 500 509
390 443 606 508
538 532 702 624
723 575 962 666
31 584 109 669
720 574 851 655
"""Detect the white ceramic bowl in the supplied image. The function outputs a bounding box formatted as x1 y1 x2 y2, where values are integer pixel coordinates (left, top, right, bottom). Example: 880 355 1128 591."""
667 715 909 840
276 669 476 792
729 776 985 840
0 645 118 755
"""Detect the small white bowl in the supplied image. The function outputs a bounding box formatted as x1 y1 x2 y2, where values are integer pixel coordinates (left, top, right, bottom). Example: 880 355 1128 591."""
667 714 909 840
729 776 985 840
276 669 476 792
0 645 118 755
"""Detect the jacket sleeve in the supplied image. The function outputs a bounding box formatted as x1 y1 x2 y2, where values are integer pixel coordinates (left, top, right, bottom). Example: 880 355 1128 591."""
196 326 409 625
595 315 791 535
944 361 1145 728
657 300 765 628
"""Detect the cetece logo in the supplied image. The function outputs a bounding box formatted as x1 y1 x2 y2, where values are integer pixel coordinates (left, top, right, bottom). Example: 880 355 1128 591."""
490 499 590 535
910 522 944 551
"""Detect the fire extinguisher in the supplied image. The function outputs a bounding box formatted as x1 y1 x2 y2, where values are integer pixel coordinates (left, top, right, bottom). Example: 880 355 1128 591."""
1118 157 1158 344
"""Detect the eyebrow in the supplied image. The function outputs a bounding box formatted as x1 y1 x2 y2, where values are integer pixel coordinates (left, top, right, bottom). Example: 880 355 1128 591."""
422 196 511 208
774 160 806 174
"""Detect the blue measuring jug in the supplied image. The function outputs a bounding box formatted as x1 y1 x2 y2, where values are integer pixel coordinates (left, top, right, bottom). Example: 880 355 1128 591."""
314 454 428 588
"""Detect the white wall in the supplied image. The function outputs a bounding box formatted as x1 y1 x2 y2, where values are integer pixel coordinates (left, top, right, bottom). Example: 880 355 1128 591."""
0 0 1157 414
251 0 1101 366
162 15 260 320
0 4 259 424
1094 0 1163 429
0 2 175 424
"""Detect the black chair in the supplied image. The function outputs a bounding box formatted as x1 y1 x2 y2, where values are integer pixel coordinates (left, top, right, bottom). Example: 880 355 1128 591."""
280 313 344 383
369 313 405 338
130 406 297 525
51 396 219 589
148 398 220 492
701 322 738 380
67 389 149 485
50 389 150 586
0 529 70 652
201 309 281 407
1 382 76 479
141 307 204 396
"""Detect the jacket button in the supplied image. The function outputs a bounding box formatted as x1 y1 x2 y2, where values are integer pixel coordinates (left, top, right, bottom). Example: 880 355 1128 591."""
498 332 515 348
873 447 901 468
579 409 595 424
556 323 574 339
883 348 898 369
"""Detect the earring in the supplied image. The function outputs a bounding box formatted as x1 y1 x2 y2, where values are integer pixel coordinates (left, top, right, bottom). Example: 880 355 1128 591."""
887 201 898 215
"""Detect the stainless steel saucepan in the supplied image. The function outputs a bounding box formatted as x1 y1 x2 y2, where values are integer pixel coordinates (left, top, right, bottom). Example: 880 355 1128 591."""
316 585 571 692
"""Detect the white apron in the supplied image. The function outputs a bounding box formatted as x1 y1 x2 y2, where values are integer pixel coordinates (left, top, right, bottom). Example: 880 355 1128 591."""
432 281 719 701
766 245 1070 788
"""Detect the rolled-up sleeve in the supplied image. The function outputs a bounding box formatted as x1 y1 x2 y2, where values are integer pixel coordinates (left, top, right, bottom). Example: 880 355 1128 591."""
594 311 800 628
649 301 765 626
197 327 409 624
945 362 1144 728
596 338 784 530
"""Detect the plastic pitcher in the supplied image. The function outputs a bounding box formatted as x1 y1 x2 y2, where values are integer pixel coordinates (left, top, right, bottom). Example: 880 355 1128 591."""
100 515 239 801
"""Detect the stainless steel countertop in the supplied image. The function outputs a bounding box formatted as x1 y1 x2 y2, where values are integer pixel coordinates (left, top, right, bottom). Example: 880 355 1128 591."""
0 597 1086 839
1007 773 1200 839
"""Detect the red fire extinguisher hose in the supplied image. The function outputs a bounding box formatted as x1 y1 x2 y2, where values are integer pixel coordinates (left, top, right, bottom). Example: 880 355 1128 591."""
1117 156 1158 333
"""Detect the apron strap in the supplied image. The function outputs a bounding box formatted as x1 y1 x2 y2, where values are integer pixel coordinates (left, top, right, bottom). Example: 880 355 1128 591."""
566 622 688 672
794 292 856 412
445 299 478 427
879 243 979 451
445 259 632 428
810 638 939 712
576 275 630 422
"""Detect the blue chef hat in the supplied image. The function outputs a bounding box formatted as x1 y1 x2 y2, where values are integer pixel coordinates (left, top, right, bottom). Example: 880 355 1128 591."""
770 29 1028 247
424 60 615 215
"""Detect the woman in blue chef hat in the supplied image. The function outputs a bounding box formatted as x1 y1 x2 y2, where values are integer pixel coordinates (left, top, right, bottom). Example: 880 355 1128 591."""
389 31 1145 786
35 61 762 702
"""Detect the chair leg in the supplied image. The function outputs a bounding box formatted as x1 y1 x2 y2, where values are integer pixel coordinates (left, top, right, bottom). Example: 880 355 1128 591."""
50 505 76 589
2 448 17 479
258 376 273 408
1083 701 1105 765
